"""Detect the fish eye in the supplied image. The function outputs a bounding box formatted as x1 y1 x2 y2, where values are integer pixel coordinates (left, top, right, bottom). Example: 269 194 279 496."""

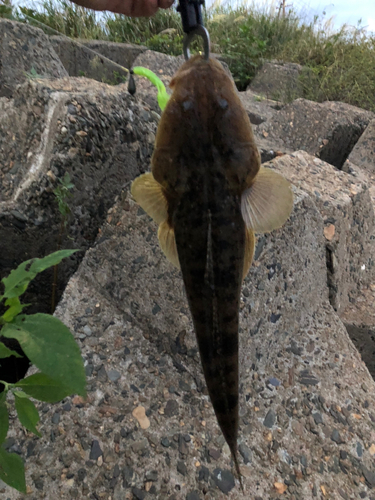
218 98 228 110
182 100 193 111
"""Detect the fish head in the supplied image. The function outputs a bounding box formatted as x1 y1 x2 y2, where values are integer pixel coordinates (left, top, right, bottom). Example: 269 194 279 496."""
151 55 261 196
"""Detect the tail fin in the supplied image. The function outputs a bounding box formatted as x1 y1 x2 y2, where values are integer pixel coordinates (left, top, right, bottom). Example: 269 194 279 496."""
231 444 244 493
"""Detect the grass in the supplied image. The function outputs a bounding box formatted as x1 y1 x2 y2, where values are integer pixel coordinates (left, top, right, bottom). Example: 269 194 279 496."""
17 1 107 39
1 0 375 111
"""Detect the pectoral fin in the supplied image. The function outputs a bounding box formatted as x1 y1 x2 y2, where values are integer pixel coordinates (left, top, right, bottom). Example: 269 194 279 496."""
131 172 168 225
243 228 255 280
158 220 180 269
241 167 293 233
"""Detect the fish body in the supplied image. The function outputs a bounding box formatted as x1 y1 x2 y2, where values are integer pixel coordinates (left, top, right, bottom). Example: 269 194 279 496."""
172 163 246 475
131 55 293 484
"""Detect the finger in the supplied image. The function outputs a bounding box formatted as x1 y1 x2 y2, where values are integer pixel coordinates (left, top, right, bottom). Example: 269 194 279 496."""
69 0 173 16
158 0 174 9
73 0 156 16
133 0 158 16
119 0 174 16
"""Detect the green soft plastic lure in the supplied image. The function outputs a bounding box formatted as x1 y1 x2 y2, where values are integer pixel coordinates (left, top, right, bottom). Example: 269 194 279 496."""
131 67 170 111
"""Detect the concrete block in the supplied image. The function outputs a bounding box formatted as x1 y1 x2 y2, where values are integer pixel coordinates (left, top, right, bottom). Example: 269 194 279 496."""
247 61 306 101
348 118 375 176
341 285 375 378
0 77 157 312
50 36 147 83
257 99 374 169
4 185 372 499
265 151 375 313
0 18 67 97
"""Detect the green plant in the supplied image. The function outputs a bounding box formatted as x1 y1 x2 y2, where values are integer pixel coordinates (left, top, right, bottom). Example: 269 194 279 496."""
0 0 14 19
147 32 184 56
17 0 106 39
54 172 74 225
52 172 75 312
205 5 302 89
105 8 182 44
111 70 127 84
280 25 375 110
24 67 44 80
101 70 128 86
0 250 86 493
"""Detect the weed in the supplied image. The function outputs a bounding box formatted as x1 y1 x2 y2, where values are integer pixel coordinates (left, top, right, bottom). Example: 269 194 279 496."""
0 251 86 493
51 173 74 312
0 0 14 19
17 0 106 39
24 67 44 80
101 70 128 85
105 8 183 45
54 172 74 228
147 32 184 56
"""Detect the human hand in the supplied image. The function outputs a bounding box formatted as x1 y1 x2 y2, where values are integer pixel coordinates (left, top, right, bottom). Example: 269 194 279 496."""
71 0 174 17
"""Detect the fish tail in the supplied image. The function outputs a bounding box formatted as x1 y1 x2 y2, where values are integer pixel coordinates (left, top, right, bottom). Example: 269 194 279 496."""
231 445 244 493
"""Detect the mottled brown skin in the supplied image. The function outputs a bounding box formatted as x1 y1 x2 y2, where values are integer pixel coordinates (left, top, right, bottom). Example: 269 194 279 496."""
152 55 261 480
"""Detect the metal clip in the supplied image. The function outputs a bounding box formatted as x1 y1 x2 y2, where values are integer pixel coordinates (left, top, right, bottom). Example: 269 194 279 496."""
177 0 210 61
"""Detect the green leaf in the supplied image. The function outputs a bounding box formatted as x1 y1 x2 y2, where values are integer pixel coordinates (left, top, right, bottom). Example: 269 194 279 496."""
0 448 26 493
1 250 78 299
0 394 9 444
1 260 33 299
28 249 78 274
2 314 86 397
0 342 22 359
12 390 29 398
15 373 73 403
2 297 25 323
60 172 74 190
14 395 41 437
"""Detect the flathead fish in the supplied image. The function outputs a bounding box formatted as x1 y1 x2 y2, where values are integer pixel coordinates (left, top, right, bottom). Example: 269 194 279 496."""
131 55 293 486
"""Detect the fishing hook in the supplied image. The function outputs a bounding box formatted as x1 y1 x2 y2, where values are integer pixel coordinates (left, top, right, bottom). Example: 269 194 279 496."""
183 25 210 61
177 0 210 60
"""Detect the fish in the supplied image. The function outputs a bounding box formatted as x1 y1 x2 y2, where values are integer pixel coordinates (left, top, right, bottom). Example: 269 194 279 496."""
131 54 293 487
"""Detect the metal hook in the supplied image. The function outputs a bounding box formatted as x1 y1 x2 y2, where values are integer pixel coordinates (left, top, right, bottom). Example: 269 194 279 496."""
183 25 210 61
